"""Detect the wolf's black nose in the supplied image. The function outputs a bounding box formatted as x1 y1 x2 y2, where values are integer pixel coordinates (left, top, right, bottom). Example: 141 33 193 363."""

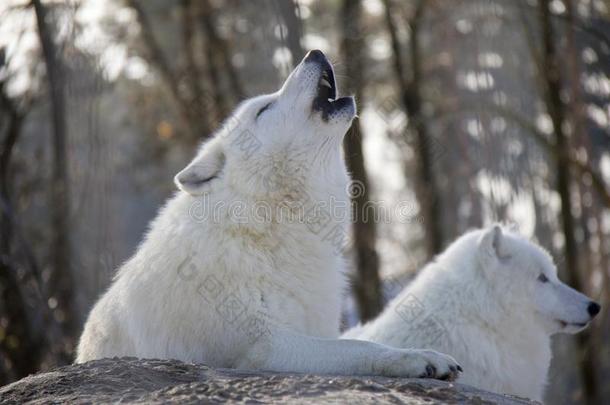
588 302 601 317
304 49 327 63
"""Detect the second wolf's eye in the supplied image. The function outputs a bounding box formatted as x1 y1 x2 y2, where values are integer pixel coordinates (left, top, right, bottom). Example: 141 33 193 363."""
538 273 549 283
256 103 272 119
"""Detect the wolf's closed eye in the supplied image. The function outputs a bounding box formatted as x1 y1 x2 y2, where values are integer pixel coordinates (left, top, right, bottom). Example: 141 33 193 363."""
538 273 549 283
256 102 272 119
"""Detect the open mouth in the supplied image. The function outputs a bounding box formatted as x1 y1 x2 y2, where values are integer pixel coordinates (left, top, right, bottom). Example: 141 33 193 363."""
308 52 354 121
317 66 337 102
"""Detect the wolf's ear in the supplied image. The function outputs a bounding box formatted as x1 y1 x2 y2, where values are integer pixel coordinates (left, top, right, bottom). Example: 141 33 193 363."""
478 224 511 262
174 142 225 196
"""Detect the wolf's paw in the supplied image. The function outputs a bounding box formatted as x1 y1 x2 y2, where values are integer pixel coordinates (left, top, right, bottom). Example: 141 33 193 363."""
373 349 462 381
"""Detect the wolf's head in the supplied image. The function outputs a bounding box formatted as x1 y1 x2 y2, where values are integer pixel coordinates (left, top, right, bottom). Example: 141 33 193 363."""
476 225 600 335
174 50 355 202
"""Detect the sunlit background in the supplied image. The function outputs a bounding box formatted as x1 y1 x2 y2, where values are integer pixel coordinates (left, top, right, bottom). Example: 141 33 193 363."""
1 0 609 403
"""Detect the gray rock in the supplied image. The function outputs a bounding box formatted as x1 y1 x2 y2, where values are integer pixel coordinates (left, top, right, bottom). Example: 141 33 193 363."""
0 358 537 404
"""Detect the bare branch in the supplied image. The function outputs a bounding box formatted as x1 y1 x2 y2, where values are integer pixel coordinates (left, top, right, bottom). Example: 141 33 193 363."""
382 0 444 257
125 0 199 140
33 0 75 340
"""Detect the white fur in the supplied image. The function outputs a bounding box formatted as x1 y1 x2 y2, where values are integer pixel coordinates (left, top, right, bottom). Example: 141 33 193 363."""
76 52 461 379
344 225 598 401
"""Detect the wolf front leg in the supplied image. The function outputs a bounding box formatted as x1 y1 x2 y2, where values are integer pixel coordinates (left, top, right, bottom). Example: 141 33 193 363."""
237 328 462 380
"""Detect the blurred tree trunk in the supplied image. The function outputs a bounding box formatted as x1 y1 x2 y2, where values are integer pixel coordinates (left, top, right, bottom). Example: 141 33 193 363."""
199 0 244 111
404 1 443 257
383 0 443 259
275 0 305 63
198 0 230 124
33 0 75 342
539 1 598 403
341 0 382 321
0 81 40 384
181 0 212 137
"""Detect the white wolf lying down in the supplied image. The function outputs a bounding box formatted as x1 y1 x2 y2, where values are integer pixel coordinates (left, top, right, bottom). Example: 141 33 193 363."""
344 225 600 401
76 50 461 380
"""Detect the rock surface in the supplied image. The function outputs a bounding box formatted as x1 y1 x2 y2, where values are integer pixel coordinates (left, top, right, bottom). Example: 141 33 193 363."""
0 358 537 404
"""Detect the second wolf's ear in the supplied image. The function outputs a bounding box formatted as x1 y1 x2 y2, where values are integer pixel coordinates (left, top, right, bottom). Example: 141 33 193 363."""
174 142 225 196
478 224 511 262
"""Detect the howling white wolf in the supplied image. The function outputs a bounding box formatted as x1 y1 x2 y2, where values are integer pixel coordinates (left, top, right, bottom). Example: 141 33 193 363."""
76 50 461 380
344 225 600 400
